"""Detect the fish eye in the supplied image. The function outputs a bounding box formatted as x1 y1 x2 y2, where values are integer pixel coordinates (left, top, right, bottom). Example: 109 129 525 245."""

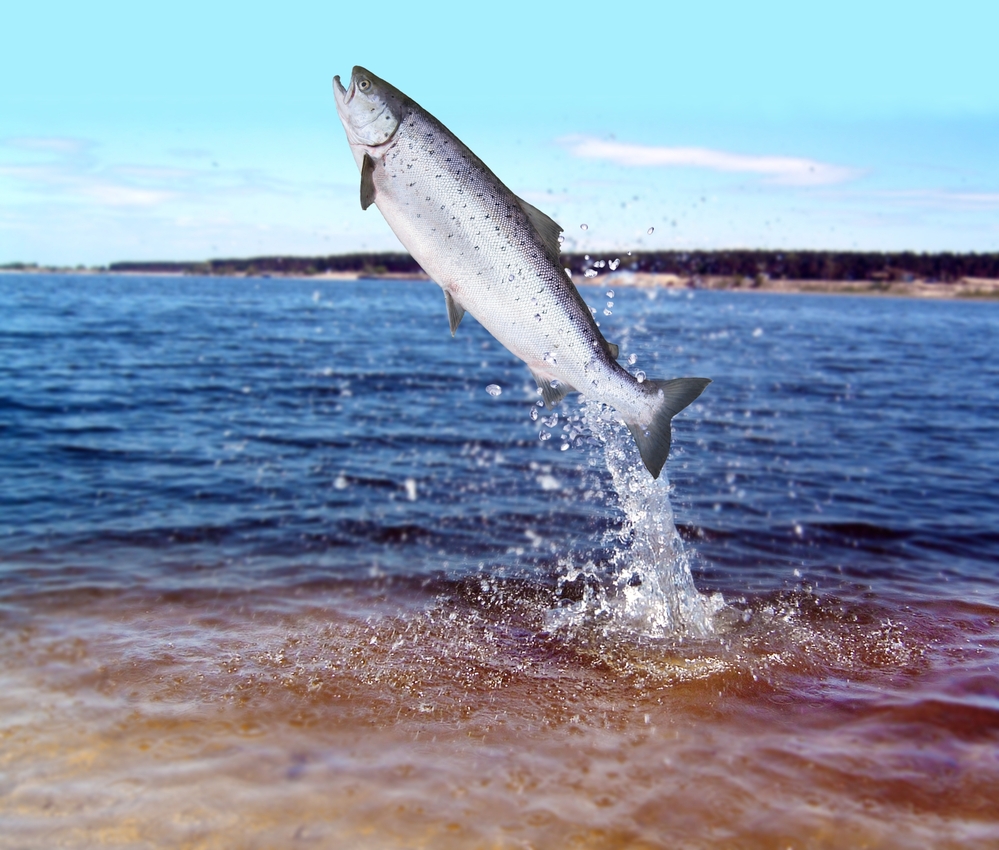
358 79 371 91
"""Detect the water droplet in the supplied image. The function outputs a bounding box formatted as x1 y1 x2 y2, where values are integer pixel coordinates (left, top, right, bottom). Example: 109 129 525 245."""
560 442 570 451
647 226 655 235
508 273 515 281
628 353 637 365
609 259 620 270
584 269 598 278
543 413 559 427
752 327 764 337
529 406 538 421
603 308 613 316
549 378 560 387
539 430 552 441
580 223 588 231
636 370 646 383
485 384 502 397
564 268 572 278
606 289 614 298
334 474 349 490
404 478 418 501
557 235 565 244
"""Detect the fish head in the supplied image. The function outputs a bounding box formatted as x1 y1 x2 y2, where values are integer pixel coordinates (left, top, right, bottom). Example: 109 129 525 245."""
333 66 405 147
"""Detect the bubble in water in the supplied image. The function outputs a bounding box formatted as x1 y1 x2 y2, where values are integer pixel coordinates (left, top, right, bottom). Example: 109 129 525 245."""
334 474 348 490
636 370 646 383
628 353 638 365
584 269 598 278
647 226 655 235
485 384 502 397
539 430 551 441
580 223 588 231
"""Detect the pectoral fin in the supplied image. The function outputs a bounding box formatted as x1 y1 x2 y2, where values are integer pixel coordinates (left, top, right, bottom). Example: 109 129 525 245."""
444 290 465 336
360 153 376 210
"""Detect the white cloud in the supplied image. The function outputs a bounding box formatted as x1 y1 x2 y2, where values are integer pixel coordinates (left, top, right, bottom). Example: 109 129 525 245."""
5 136 89 155
0 135 305 209
563 136 860 186
877 189 999 209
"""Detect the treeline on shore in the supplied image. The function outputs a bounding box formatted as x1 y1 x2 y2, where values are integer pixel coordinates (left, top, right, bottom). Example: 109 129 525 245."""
7 250 999 281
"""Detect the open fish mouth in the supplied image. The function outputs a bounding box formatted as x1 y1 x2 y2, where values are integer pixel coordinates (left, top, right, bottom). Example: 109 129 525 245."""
332 74 355 105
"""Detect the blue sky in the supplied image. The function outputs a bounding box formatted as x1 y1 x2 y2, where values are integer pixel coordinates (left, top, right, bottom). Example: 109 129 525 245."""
2 0 997 265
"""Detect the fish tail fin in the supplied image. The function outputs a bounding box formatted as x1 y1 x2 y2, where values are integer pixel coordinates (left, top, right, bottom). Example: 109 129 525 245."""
626 377 711 479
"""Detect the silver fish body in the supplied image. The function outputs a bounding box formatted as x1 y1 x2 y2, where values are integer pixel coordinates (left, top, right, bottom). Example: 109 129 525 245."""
333 66 709 478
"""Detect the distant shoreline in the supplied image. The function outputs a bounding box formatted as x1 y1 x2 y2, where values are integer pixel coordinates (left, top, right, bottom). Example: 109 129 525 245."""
605 272 999 299
5 248 999 300
4 265 998 299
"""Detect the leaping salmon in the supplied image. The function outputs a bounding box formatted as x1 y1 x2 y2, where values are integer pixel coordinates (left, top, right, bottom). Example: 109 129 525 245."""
332 66 709 478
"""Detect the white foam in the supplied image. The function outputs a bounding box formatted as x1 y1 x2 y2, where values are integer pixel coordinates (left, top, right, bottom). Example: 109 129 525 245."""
547 399 725 639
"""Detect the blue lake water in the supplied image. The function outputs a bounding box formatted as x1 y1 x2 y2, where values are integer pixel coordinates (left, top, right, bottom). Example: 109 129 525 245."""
2 273 998 848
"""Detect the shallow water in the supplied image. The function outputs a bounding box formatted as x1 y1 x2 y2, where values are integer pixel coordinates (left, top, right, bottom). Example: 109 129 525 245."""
2 274 998 848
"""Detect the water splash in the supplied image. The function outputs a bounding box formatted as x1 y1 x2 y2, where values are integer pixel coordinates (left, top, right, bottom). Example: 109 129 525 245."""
547 399 724 639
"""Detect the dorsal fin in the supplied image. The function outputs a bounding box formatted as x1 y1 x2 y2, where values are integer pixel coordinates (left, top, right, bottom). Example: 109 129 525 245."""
517 196 563 265
360 153 376 210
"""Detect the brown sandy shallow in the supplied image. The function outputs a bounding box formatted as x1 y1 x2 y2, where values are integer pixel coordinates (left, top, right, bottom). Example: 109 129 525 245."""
2 582 998 849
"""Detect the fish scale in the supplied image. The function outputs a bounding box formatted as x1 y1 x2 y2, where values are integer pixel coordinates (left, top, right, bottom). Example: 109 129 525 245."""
333 66 710 478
